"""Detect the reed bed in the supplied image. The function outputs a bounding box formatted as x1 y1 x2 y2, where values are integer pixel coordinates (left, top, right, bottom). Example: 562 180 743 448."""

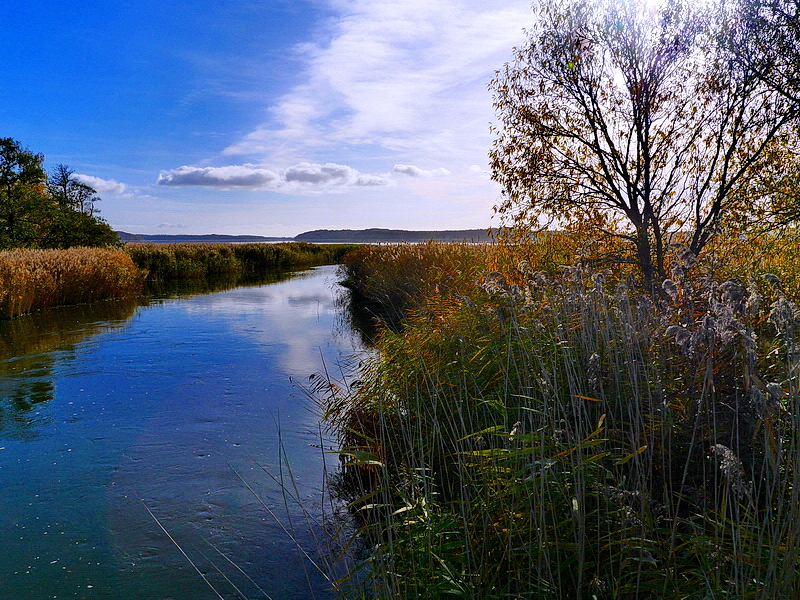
127 242 356 283
339 241 491 331
0 248 144 319
323 241 800 599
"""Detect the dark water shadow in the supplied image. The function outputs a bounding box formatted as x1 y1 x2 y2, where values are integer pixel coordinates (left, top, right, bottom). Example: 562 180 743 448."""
332 274 384 348
0 298 143 440
143 268 305 299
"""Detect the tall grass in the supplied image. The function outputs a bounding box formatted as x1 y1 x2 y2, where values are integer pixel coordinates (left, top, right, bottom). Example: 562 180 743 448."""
127 242 356 284
323 242 800 599
0 247 144 319
0 241 355 319
339 241 490 331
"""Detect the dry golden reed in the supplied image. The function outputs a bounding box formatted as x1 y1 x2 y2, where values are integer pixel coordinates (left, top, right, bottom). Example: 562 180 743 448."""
327 238 800 599
0 247 144 319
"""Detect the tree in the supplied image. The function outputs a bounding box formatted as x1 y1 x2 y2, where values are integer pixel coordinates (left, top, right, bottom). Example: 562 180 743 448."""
489 0 800 287
41 207 120 249
729 0 800 104
725 0 800 228
0 138 48 248
0 139 119 249
47 164 101 216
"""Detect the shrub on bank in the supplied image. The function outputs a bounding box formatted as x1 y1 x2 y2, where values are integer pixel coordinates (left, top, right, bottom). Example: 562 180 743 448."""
127 242 356 283
324 242 800 599
337 233 633 330
0 248 143 319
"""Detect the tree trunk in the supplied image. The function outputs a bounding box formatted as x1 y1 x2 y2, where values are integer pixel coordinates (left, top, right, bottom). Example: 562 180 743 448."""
635 228 657 292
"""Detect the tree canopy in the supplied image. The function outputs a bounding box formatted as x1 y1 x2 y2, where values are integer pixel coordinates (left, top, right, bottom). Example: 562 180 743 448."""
490 0 800 286
0 138 119 249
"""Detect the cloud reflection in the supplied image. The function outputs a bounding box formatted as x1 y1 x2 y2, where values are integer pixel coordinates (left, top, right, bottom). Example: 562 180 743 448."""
181 266 359 376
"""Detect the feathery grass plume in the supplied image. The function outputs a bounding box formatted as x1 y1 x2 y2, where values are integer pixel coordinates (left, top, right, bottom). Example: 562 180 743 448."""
322 240 800 599
708 443 750 499
0 247 144 319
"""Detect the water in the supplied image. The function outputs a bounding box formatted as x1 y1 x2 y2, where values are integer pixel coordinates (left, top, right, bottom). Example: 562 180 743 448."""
0 265 361 600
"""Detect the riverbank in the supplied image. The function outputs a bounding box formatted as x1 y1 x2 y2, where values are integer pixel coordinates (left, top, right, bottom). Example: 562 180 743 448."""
126 241 356 285
325 235 800 599
0 242 357 319
0 247 144 319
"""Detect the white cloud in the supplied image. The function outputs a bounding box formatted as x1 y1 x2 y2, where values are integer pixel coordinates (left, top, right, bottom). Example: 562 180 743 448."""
392 164 451 178
74 174 127 194
157 164 280 188
284 162 389 187
156 222 189 229
157 162 391 193
224 0 532 169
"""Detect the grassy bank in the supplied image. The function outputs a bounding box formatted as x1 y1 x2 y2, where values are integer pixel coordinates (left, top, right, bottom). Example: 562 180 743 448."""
126 241 356 284
324 237 800 599
0 242 355 319
339 241 490 332
0 247 144 319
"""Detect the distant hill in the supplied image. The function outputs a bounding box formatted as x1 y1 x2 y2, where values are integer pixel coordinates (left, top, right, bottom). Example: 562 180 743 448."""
293 228 494 243
117 228 495 244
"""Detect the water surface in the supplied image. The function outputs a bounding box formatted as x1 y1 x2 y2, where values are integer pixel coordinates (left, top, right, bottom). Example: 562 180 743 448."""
0 265 359 600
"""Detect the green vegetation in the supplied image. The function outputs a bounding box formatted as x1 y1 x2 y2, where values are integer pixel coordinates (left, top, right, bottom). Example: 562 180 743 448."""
0 242 356 319
0 138 119 249
126 242 356 286
0 248 144 319
321 235 800 599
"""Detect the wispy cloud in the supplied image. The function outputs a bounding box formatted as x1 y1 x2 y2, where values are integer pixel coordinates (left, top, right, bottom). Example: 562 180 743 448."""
157 162 392 192
223 0 532 169
156 222 189 229
75 174 127 194
149 0 532 233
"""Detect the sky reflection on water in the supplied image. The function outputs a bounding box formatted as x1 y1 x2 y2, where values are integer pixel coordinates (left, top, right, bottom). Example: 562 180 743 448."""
0 265 361 600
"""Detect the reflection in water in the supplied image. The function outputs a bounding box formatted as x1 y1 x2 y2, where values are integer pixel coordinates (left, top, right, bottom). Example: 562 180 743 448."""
0 296 142 359
0 265 363 600
0 299 141 439
334 282 382 347
0 271 306 440
143 268 303 299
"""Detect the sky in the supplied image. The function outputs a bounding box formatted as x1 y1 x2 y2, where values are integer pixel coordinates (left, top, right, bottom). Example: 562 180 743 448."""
1 0 533 237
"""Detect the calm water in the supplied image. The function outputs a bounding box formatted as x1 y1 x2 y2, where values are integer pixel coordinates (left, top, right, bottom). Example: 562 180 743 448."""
0 265 361 600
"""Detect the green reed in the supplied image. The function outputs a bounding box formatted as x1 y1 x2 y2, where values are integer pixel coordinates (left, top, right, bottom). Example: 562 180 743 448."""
127 242 357 284
322 245 800 599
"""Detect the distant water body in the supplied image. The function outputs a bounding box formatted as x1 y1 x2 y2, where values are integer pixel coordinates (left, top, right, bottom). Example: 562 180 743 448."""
0 265 361 600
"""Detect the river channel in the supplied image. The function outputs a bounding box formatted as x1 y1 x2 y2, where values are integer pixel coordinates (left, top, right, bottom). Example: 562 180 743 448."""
0 265 362 600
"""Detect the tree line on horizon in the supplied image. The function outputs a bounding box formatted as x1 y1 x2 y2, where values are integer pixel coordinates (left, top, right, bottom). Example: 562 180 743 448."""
0 137 118 250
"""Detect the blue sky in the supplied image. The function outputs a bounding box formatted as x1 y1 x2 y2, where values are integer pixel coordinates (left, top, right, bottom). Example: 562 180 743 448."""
2 0 532 236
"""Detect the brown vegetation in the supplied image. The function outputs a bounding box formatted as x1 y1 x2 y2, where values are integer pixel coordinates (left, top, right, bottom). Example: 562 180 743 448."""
324 236 800 598
0 247 144 319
